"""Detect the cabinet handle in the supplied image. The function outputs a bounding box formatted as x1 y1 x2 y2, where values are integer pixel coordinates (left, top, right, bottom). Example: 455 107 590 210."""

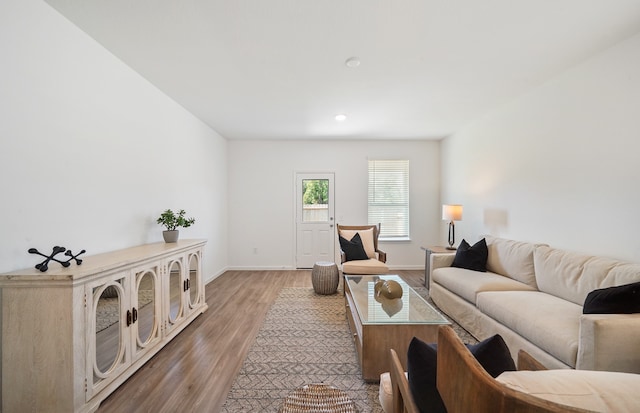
183 280 188 292
126 310 132 326
132 307 138 323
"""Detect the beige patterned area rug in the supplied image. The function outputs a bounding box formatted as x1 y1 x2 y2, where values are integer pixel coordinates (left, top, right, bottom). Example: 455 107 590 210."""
221 286 476 412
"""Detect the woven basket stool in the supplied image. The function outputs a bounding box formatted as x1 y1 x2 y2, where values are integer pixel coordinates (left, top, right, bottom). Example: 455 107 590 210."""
279 383 356 413
311 261 339 295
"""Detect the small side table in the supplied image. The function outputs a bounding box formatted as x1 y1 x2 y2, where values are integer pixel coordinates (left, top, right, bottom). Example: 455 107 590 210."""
311 261 339 295
421 246 456 287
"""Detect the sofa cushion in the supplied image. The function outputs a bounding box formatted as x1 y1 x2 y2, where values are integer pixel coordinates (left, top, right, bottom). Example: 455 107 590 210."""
497 369 640 412
477 290 582 367
534 246 640 305
339 228 376 258
407 335 516 413
583 281 640 314
339 233 369 261
484 236 541 288
342 258 389 275
432 267 535 305
452 238 488 272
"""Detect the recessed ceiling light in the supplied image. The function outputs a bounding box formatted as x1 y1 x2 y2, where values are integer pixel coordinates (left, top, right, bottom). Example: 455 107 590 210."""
345 57 360 68
335 114 347 121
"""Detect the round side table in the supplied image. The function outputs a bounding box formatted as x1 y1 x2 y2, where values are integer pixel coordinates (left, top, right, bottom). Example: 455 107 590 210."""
311 261 339 295
279 383 356 413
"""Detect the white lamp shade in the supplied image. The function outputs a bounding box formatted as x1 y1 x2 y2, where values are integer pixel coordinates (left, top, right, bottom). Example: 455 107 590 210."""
442 204 463 221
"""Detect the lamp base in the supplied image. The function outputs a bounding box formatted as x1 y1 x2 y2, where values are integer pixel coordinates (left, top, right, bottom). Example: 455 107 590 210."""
447 221 456 251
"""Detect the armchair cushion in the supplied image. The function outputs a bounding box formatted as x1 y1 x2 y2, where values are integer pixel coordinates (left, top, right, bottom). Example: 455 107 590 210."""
338 233 369 261
338 228 376 259
497 369 640 412
379 371 409 413
341 258 389 275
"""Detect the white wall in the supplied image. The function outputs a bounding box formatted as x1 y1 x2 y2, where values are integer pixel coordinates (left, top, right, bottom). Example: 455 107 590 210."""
441 32 640 261
0 0 228 280
227 139 441 270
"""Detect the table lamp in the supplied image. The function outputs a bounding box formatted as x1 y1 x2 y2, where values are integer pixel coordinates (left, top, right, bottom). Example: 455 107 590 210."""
442 204 463 249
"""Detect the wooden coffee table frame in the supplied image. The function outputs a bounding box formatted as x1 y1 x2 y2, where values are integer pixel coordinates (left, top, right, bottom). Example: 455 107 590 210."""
344 274 450 382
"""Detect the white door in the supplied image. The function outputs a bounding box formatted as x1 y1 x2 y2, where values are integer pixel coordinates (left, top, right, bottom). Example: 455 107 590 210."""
295 173 335 268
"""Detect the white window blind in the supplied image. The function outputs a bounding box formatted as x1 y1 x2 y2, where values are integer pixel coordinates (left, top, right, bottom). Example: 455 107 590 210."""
368 160 410 239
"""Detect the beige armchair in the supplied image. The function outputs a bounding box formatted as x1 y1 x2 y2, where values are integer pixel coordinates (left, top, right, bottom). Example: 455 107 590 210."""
336 223 389 275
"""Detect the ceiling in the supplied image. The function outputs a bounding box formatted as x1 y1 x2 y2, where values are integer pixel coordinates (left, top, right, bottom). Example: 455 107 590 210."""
45 0 640 141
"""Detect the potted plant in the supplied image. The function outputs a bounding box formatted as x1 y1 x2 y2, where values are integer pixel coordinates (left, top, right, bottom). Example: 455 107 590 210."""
156 209 195 243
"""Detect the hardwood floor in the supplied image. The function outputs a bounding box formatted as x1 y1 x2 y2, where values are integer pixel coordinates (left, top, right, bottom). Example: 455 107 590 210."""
96 269 425 413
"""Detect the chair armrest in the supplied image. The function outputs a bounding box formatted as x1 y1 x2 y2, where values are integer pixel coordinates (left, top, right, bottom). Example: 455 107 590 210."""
577 313 640 373
377 249 387 263
517 350 547 371
340 249 346 263
389 349 419 413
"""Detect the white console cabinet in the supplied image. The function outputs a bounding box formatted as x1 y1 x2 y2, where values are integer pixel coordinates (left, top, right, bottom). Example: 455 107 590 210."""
0 240 208 413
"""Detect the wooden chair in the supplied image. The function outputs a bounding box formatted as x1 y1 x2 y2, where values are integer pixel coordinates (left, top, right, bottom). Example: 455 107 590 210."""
336 223 388 275
387 325 592 413
436 325 591 413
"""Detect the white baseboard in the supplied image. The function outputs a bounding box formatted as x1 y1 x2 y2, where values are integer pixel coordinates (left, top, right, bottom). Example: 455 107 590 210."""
204 266 229 284
386 265 425 271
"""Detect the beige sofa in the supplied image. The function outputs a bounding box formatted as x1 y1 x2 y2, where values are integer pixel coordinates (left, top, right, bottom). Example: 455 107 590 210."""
429 236 640 372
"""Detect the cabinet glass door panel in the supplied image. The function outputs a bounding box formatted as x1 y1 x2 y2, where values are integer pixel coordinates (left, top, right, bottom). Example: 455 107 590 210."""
136 269 158 346
188 253 199 307
93 281 125 378
168 260 183 323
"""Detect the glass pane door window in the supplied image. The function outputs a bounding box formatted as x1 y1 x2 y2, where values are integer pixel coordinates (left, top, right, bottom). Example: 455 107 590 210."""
302 179 329 222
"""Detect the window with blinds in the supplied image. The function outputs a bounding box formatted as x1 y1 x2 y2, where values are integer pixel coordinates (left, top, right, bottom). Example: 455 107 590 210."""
368 159 410 239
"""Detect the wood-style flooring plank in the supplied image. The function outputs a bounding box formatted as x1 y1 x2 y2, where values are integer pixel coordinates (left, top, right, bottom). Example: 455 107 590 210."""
96 269 423 413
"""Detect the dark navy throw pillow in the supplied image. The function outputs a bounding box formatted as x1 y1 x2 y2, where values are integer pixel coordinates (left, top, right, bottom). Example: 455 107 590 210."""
451 238 488 272
338 232 369 261
583 281 640 314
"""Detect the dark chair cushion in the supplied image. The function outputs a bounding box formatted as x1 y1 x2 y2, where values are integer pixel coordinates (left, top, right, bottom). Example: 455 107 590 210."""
466 334 516 377
338 232 369 261
407 334 515 413
451 238 488 272
407 338 446 413
583 281 640 314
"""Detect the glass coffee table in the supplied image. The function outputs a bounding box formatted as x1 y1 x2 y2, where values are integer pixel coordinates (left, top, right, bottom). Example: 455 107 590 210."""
344 274 450 381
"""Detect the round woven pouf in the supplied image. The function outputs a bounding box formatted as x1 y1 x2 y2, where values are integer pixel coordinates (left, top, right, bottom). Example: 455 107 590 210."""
311 261 339 295
279 383 356 413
